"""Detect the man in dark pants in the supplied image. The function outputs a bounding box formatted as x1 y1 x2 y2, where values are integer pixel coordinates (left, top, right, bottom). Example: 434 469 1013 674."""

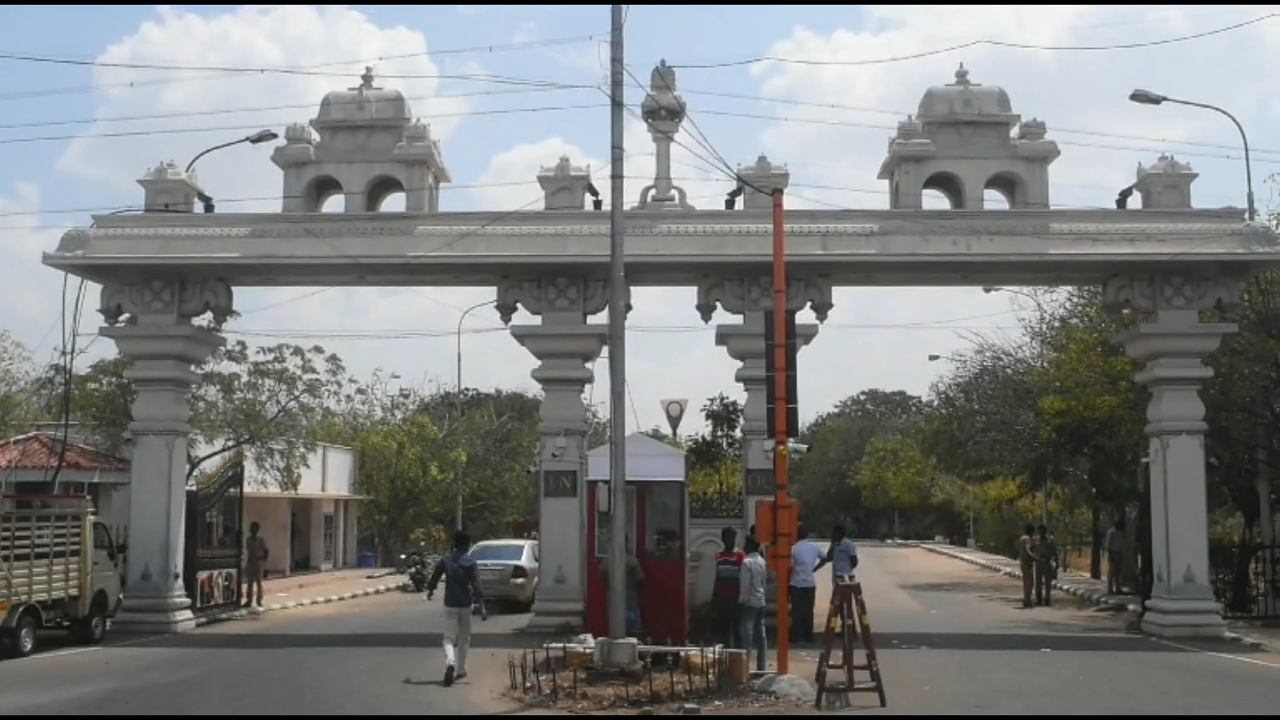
1018 523 1037 609
788 524 823 644
1034 524 1057 607
710 526 745 647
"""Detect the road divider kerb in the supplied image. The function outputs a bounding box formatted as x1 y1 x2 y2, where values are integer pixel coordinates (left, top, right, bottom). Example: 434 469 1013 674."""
195 580 410 626
911 542 1280 653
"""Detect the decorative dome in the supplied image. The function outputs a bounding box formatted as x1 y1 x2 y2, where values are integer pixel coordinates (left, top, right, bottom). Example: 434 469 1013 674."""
1138 153 1194 177
313 67 411 129
917 64 1015 122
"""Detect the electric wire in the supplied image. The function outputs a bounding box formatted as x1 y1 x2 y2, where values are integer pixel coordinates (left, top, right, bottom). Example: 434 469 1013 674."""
672 14 1278 69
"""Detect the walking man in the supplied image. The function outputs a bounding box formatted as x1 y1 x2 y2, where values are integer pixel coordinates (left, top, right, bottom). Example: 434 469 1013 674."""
1034 524 1058 607
1018 523 1037 609
427 530 487 687
1104 517 1127 596
738 536 768 672
243 521 268 608
789 524 823 644
711 526 745 646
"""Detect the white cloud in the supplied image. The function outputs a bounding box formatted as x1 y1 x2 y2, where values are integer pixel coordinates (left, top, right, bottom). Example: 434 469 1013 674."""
60 5 471 199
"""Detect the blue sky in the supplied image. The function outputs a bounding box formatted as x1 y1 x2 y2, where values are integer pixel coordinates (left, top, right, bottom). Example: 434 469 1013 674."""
1 5 1277 432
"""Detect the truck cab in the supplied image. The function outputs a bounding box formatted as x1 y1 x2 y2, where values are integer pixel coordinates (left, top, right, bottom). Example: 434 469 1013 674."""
1 495 126 659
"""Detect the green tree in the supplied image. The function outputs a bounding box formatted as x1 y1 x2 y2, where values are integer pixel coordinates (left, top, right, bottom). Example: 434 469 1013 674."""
353 413 464 562
790 389 926 533
0 331 37 437
58 341 347 489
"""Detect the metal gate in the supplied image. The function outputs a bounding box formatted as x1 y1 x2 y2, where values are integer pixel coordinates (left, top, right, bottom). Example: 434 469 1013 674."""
184 452 246 615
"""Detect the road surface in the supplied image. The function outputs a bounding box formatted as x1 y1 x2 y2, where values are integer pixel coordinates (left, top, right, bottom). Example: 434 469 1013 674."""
821 544 1280 714
6 547 1280 715
0 590 529 715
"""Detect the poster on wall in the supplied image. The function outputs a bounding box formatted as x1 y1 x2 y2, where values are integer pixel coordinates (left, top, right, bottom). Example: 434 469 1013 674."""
195 568 240 610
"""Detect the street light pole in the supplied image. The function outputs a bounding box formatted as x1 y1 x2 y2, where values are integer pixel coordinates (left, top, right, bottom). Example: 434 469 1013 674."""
456 300 495 392
452 298 495 532
606 3 630 641
184 129 280 213
1128 89 1256 222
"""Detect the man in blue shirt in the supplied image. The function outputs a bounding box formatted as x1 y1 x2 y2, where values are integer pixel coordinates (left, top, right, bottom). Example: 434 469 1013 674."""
815 524 859 580
788 524 824 644
427 530 487 687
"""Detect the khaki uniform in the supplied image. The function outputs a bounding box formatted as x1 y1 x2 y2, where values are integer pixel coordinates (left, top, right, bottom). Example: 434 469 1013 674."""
1018 534 1036 608
1034 534 1057 606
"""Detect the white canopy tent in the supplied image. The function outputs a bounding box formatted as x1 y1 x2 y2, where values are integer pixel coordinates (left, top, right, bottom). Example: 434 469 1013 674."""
586 432 686 482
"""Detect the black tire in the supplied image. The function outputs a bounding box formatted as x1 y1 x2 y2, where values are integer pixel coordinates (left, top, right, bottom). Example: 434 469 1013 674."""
11 613 38 659
77 602 108 645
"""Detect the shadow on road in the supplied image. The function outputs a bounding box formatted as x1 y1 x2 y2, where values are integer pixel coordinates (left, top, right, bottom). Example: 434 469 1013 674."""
137 631 546 651
874 630 1184 653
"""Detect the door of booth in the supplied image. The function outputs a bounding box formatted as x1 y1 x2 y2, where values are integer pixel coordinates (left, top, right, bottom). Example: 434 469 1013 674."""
585 479 688 642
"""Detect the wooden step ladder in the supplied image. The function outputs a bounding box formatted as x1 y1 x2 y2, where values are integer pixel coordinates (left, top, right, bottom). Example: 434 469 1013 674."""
813 578 887 709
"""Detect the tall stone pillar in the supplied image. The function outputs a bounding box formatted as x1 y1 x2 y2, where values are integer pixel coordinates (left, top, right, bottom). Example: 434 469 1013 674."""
1105 273 1238 638
98 278 234 633
497 275 624 631
697 275 832 534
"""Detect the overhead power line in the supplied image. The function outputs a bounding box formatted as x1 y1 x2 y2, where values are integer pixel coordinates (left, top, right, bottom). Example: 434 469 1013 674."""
672 14 1277 69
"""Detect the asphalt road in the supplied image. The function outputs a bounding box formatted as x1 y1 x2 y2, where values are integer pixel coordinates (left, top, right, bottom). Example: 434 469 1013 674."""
6 547 1280 715
824 544 1280 714
0 590 532 715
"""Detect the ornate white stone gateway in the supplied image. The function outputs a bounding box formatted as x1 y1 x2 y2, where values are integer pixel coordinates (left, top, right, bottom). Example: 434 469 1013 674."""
44 63 1280 639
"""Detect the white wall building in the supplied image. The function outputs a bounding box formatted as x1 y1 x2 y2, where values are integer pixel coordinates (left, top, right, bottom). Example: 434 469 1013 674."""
234 443 364 577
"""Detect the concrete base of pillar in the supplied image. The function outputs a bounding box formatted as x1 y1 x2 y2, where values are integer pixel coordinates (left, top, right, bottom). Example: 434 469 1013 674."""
1140 596 1226 638
597 637 641 669
112 594 196 634
528 598 583 633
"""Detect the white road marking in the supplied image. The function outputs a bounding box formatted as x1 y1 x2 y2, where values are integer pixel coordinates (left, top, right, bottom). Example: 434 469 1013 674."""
15 634 162 662
1153 637 1280 669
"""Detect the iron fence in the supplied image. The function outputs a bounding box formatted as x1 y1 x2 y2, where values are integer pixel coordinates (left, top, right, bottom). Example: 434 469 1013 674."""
1209 541 1280 619
506 642 744 711
689 488 744 520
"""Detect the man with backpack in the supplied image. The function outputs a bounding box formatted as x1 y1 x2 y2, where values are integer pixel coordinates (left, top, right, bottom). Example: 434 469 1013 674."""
427 530 487 687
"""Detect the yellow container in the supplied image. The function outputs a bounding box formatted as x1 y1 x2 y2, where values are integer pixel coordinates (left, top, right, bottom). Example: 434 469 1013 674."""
565 646 590 670
725 649 749 685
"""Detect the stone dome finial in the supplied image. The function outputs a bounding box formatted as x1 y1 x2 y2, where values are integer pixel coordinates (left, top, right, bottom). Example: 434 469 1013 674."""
284 122 313 144
403 119 431 144
953 63 971 87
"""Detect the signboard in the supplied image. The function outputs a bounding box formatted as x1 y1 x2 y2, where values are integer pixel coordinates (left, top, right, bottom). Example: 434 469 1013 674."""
744 468 776 495
542 469 579 498
194 568 239 610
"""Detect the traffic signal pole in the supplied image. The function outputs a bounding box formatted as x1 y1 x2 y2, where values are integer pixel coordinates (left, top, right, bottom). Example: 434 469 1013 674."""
770 187 793 675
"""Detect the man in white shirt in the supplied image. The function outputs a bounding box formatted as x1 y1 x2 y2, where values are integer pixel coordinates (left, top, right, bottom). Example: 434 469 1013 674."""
737 536 768 672
788 524 823 644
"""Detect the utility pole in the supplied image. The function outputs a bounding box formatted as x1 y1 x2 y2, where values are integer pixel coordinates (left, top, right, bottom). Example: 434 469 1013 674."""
769 188 794 675
606 3 629 641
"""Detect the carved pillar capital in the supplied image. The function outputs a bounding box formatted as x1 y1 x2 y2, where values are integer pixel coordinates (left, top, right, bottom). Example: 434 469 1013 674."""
99 278 234 327
1102 272 1241 320
496 275 631 325
695 274 833 323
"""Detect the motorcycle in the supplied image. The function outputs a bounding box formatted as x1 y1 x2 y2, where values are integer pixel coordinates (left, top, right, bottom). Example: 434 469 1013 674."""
408 553 429 592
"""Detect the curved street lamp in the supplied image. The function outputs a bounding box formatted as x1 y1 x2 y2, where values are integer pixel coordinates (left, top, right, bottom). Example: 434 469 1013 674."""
1128 89 1256 222
185 129 280 213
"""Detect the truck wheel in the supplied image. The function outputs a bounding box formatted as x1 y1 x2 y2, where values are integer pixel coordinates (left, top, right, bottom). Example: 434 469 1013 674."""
12 614 38 658
77 603 108 645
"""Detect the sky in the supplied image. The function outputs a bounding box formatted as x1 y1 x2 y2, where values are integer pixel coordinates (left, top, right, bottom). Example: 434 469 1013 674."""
0 4 1277 435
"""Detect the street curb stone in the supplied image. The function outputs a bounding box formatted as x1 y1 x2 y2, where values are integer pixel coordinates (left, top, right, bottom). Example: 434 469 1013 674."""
911 542 1280 653
194 580 410 627
912 542 1133 612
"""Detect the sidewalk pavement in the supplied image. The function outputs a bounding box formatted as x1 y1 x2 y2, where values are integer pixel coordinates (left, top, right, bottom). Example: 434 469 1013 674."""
195 567 408 625
913 541 1280 652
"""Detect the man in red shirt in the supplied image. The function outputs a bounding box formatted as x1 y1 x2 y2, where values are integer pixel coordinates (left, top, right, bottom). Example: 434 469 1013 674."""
711 526 745 647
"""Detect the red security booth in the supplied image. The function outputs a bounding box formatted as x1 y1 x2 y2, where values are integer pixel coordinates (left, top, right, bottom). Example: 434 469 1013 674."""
585 432 688 643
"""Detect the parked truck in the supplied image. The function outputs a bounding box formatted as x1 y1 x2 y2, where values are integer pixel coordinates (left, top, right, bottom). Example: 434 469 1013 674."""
0 495 125 659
